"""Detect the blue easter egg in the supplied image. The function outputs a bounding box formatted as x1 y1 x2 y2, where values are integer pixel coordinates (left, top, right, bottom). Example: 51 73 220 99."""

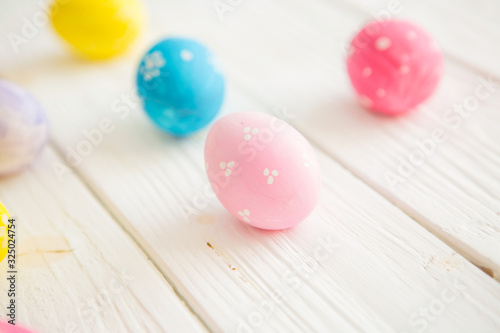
136 38 225 136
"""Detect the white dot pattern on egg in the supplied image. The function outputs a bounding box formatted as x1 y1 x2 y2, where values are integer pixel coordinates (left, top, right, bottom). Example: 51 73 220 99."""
205 112 321 230
347 20 443 115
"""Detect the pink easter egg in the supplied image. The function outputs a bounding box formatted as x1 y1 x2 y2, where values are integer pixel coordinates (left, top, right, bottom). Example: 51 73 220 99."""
346 20 443 115
205 112 321 230
0 322 36 333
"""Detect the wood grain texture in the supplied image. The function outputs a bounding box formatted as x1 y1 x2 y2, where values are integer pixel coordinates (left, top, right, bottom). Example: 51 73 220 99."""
6 34 500 333
237 0 500 280
1 0 500 332
0 148 207 332
122 0 500 280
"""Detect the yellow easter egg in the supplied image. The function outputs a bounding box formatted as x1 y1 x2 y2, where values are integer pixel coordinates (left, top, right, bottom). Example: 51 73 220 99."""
50 0 145 59
0 202 10 264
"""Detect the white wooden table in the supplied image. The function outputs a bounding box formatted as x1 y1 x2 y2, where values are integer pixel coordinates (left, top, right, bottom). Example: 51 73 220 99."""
1 0 500 332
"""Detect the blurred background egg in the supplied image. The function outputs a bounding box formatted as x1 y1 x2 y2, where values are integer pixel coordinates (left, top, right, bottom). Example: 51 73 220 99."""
0 80 48 177
0 321 37 333
347 20 443 115
50 0 145 59
136 38 225 136
205 112 321 230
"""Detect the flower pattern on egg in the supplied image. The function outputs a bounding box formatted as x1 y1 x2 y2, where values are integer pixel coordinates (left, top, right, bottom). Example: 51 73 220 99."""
243 127 259 141
263 168 279 185
140 51 166 81
220 161 235 176
238 209 251 223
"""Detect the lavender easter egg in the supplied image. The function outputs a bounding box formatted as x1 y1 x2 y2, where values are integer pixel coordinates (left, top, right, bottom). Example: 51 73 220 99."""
0 80 48 176
205 112 321 230
347 20 443 115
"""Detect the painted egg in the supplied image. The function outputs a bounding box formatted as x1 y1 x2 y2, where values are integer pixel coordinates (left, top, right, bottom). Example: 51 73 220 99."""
0 202 10 264
50 0 145 59
0 321 36 333
347 20 443 115
0 80 48 176
205 112 321 230
136 38 225 136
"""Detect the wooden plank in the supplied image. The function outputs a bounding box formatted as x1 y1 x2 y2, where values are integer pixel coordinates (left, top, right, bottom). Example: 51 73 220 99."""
0 148 207 332
2 0 500 331
113 0 500 280
9 37 500 332
221 0 500 280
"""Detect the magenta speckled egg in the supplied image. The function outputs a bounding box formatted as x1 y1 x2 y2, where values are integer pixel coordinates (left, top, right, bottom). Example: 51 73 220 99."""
0 80 48 176
205 112 321 230
347 20 443 115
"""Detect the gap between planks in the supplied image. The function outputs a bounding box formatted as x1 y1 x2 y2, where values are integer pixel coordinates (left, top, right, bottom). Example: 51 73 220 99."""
45 138 217 333
230 74 498 282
